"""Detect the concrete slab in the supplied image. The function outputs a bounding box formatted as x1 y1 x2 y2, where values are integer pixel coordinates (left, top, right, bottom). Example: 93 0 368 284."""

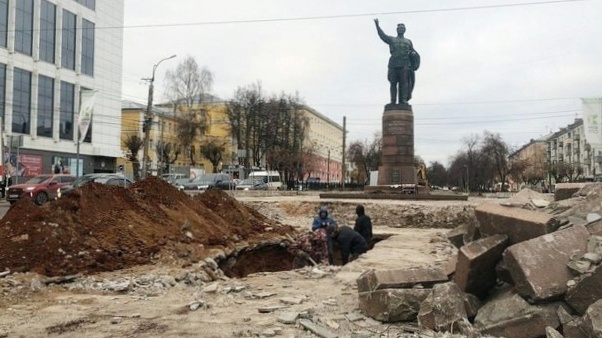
582 299 602 338
503 225 590 301
453 234 509 298
475 203 560 244
555 183 587 201
474 288 560 338
358 288 431 323
336 228 447 285
417 282 467 332
356 267 448 293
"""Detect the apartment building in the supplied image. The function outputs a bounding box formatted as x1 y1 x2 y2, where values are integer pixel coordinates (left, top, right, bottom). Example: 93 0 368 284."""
0 0 123 179
301 106 344 183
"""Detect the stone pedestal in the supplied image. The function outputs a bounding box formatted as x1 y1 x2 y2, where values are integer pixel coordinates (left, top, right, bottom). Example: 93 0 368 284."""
377 108 415 186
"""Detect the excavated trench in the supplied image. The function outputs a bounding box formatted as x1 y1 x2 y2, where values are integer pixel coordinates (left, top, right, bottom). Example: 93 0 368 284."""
220 234 392 278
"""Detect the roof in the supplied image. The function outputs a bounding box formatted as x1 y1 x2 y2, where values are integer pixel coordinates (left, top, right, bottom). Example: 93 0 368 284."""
121 100 175 117
301 105 344 131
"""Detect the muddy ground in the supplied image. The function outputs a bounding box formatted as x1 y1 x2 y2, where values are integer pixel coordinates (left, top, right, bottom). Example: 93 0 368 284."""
0 191 499 337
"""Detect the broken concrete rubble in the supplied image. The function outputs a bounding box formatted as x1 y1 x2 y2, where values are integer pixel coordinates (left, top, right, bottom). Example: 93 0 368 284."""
356 267 448 293
417 282 468 332
503 225 590 301
453 234 508 298
565 264 602 315
582 299 602 338
358 288 431 322
474 203 560 244
474 288 560 338
446 225 467 248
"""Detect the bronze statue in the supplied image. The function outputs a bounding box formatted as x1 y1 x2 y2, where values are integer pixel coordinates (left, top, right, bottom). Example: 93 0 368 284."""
374 19 420 108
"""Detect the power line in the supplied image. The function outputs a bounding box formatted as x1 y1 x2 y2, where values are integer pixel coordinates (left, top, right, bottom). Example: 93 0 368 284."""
116 0 586 30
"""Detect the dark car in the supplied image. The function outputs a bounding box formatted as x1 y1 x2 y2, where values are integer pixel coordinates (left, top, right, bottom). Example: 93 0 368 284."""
177 173 235 191
57 173 132 198
6 174 76 205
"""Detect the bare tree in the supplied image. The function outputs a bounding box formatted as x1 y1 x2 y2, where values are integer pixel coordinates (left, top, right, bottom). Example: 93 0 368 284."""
347 133 382 184
200 138 227 173
155 141 180 174
123 133 144 181
164 56 213 166
482 131 511 191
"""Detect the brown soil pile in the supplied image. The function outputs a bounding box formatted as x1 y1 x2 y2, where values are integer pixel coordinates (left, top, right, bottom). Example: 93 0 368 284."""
0 177 292 276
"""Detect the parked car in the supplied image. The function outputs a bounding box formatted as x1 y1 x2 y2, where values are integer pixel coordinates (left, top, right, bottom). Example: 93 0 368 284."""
161 173 188 185
177 173 235 191
235 177 268 191
6 174 76 205
57 173 132 198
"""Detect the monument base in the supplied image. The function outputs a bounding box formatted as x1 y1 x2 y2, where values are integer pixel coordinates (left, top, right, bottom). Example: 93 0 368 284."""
377 108 416 186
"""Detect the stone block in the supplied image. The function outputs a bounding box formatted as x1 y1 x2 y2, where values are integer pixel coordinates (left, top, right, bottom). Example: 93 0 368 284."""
503 225 590 301
446 225 467 248
566 265 602 315
474 288 560 338
356 267 448 293
418 282 467 332
563 319 589 338
582 299 602 338
475 203 560 244
464 292 481 320
358 288 431 322
298 319 338 338
554 183 587 201
453 234 509 298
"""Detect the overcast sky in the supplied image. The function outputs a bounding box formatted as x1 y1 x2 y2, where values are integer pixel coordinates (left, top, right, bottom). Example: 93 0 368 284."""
121 0 602 166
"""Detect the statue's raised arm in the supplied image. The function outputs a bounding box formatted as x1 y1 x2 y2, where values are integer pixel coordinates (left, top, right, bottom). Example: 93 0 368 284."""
374 18 391 44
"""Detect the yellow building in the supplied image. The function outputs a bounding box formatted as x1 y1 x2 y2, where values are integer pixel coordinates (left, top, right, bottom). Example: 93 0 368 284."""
120 96 233 179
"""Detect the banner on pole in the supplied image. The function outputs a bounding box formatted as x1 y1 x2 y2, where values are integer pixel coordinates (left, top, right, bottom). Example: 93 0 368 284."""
78 90 96 143
582 98 602 148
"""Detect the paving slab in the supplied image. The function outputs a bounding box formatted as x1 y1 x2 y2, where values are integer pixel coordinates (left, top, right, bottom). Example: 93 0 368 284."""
475 203 560 244
503 225 590 301
453 234 508 298
356 267 448 293
299 319 338 338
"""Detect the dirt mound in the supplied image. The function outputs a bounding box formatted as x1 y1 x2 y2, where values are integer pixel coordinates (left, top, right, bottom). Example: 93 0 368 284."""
0 177 292 276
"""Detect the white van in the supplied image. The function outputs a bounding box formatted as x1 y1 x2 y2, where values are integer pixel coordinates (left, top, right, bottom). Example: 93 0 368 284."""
247 171 283 190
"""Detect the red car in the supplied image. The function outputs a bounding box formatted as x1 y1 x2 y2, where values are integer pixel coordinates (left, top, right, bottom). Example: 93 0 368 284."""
6 174 76 205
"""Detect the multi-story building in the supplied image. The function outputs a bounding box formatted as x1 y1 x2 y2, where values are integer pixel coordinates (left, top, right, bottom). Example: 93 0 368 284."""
301 106 344 183
508 134 550 189
546 118 599 182
0 0 123 180
123 95 234 177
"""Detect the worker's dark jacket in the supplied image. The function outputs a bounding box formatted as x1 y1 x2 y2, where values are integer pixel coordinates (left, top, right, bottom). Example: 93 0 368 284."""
334 226 368 264
354 215 372 244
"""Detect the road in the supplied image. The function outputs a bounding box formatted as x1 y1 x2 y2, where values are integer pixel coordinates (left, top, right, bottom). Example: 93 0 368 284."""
0 201 9 219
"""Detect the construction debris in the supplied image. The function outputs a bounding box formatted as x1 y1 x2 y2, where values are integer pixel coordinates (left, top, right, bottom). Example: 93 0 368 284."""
353 185 602 338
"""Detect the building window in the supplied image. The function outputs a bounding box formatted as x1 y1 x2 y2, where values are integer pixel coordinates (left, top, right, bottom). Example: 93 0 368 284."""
61 10 76 70
39 0 56 63
81 19 94 76
0 0 7 48
60 81 74 140
12 68 31 134
75 0 95 11
37 75 54 138
15 0 34 55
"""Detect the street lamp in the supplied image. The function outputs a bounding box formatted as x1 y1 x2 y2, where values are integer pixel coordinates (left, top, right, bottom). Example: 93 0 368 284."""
141 54 177 179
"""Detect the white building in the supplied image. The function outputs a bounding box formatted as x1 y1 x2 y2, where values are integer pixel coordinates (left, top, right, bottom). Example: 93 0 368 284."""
0 0 123 179
301 106 344 183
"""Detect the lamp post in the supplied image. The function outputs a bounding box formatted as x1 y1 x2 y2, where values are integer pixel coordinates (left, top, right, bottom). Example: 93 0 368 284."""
141 54 177 179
